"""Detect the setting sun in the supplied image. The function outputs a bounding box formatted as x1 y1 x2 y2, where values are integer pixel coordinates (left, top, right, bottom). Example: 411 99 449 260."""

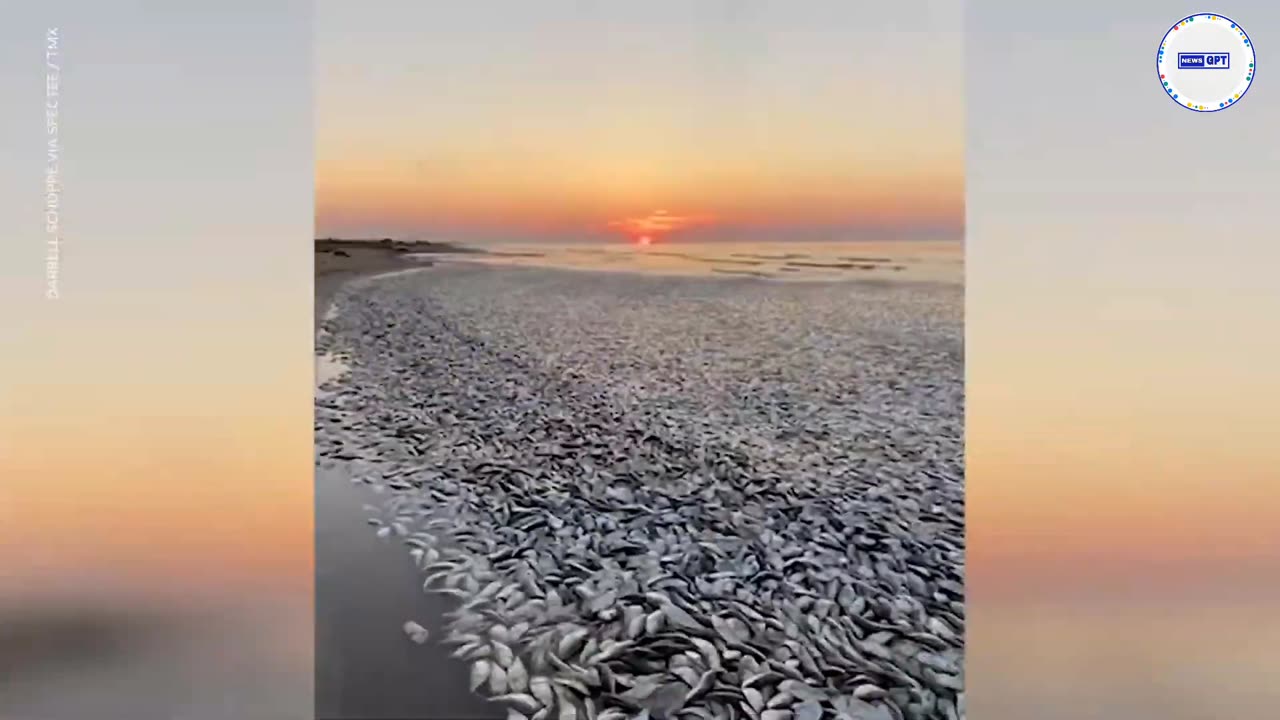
606 210 713 245
316 3 962 245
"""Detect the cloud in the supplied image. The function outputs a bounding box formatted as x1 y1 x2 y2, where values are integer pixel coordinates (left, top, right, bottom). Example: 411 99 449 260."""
606 210 714 237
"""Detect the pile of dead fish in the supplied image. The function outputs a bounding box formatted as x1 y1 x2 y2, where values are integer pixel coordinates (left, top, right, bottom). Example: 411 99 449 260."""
317 266 964 720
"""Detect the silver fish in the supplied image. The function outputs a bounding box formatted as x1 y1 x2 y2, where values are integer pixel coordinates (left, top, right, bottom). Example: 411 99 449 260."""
470 659 493 692
489 694 541 715
402 621 430 644
489 664 509 694
508 657 530 693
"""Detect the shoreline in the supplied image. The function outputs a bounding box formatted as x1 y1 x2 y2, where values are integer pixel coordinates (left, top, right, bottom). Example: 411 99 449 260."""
314 249 501 720
315 240 445 331
417 256 964 294
315 241 962 318
411 244 962 288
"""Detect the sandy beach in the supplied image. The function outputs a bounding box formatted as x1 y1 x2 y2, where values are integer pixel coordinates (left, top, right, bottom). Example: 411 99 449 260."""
315 238 485 329
315 251 964 720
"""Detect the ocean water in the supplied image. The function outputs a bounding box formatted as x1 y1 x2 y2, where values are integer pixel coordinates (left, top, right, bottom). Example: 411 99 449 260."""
412 240 963 285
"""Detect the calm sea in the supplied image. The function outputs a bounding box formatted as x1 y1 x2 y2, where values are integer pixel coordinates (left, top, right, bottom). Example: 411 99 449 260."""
412 240 963 285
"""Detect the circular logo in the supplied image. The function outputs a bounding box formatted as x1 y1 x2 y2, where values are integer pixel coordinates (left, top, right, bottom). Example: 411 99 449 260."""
1157 13 1254 112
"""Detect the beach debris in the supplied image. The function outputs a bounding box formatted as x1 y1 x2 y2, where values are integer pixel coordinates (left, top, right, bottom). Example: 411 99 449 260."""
402 620 430 644
317 265 964 719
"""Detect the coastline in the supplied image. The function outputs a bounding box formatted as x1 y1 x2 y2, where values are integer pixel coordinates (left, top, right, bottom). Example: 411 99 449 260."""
407 240 963 287
315 239 456 330
315 261 963 720
314 240 502 720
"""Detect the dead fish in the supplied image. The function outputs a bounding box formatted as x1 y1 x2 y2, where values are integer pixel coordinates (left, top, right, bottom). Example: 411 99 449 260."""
402 621 430 644
853 684 887 701
682 669 717 705
559 628 590 659
644 610 665 635
678 706 716 720
508 657 530 693
490 664 510 694
530 676 555 707
587 639 635 665
658 602 706 633
779 680 828 704
454 641 492 660
490 694 542 715
711 615 746 645
627 613 647 639
766 692 795 709
743 671 785 690
689 637 721 671
471 660 493 692
493 641 516 668
589 589 620 614
478 579 506 600
424 571 453 589
579 637 600 664
670 666 702 688
555 685 579 720
552 676 592 698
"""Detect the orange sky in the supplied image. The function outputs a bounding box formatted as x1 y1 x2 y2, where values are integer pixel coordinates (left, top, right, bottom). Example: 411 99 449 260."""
316 3 963 243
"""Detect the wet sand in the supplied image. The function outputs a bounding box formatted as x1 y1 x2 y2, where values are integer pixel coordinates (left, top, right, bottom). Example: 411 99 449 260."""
314 466 499 720
315 242 499 720
315 241 436 330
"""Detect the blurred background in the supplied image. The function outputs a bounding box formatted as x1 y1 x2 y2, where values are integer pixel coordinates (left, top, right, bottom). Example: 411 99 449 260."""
968 1 1280 717
0 1 313 718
